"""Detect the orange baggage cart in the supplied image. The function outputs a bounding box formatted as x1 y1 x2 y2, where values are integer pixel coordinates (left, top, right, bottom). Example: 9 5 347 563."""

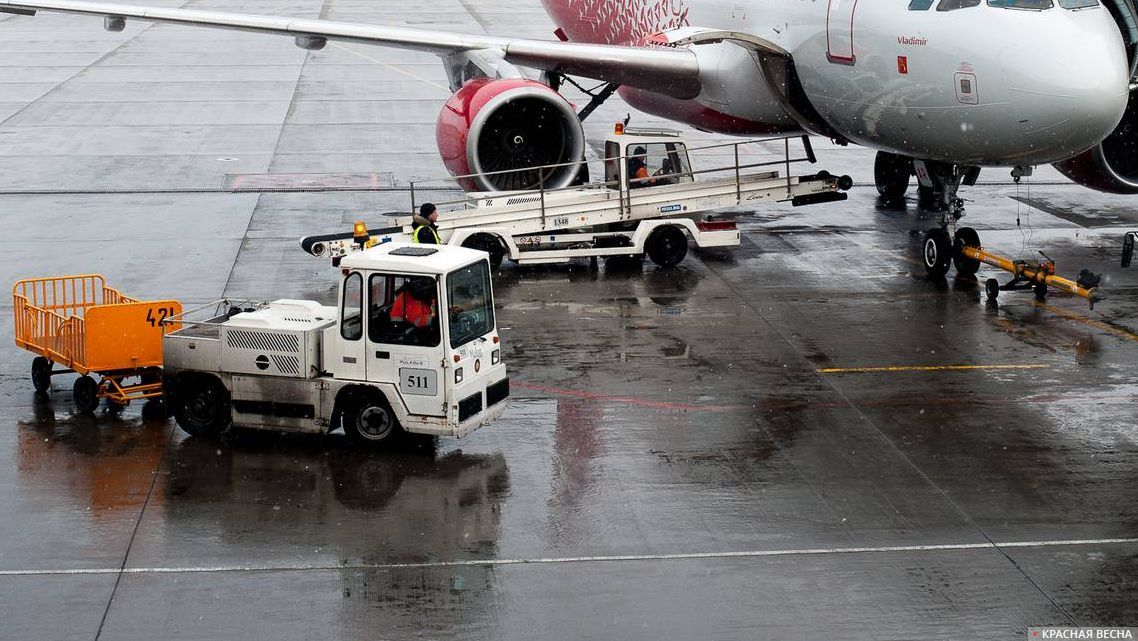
13 274 181 413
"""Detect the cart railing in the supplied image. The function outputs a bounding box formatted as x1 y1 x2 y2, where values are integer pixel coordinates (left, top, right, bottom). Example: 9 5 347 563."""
12 275 128 367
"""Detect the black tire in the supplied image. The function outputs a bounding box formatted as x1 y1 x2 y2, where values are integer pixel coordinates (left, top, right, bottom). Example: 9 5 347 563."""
461 234 505 269
173 376 231 437
1034 282 1048 300
341 391 402 447
645 226 688 267
922 228 953 279
32 357 51 393
105 398 125 416
985 278 1001 301
73 375 100 414
874 151 911 199
953 227 982 276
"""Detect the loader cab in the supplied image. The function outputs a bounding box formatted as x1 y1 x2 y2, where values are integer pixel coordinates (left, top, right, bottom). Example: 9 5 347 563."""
330 244 504 423
604 126 695 191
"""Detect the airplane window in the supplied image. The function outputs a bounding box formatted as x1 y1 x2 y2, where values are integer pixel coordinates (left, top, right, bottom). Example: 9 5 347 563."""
937 0 981 10
1058 0 1098 7
909 0 935 9
987 0 1054 7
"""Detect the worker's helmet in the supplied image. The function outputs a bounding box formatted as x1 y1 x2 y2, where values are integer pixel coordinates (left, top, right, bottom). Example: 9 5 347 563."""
419 202 437 217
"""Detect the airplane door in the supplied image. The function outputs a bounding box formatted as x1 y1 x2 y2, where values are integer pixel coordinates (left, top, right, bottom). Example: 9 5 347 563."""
826 0 858 65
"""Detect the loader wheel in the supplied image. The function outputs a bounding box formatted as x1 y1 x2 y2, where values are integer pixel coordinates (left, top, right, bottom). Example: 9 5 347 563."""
874 151 911 200
73 375 100 414
922 228 952 279
953 227 982 277
32 357 51 393
646 226 688 267
173 376 231 437
342 391 401 447
462 234 505 269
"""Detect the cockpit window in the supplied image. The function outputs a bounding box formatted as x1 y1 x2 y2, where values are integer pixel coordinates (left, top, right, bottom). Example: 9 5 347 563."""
909 0 935 9
937 0 981 10
987 0 1054 8
1058 0 1098 7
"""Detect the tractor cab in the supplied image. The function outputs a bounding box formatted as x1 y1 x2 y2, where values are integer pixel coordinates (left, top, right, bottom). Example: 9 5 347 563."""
603 125 695 191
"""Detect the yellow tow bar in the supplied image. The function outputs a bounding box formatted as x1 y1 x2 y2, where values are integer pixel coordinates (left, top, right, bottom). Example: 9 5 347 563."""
960 244 1099 308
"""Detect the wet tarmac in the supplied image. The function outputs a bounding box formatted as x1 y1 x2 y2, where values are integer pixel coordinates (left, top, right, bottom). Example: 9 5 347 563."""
2 1 1138 639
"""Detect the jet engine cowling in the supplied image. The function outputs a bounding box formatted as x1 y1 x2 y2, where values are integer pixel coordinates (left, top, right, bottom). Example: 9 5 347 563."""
1053 94 1138 194
436 78 585 192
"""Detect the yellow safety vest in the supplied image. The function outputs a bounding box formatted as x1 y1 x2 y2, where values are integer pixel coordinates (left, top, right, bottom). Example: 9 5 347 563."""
413 224 441 244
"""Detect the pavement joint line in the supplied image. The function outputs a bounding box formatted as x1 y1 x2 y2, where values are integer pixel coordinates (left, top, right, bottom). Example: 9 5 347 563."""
327 42 449 92
3 537 1137 577
817 364 1050 374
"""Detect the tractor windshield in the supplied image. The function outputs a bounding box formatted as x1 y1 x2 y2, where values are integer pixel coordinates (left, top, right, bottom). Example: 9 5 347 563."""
447 261 494 348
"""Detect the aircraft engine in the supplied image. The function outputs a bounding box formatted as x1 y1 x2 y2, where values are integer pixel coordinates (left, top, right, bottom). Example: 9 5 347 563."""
436 78 585 192
1053 94 1138 194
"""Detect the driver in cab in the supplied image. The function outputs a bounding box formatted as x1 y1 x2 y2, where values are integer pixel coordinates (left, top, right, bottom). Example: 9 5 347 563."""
390 278 437 330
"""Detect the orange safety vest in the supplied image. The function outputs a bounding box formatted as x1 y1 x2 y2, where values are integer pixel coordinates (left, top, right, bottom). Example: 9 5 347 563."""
391 291 434 328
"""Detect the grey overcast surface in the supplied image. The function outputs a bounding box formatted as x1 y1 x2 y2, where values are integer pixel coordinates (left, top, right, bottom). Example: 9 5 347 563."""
0 1 1137 639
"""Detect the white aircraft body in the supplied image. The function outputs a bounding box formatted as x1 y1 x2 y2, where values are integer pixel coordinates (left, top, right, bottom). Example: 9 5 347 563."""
1 0 1136 205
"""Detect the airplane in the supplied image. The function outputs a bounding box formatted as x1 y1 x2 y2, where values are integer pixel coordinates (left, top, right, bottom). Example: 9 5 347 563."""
2 0 1136 274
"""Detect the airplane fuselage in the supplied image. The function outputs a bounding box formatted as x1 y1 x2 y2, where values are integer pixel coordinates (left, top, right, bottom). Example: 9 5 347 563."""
543 0 1131 166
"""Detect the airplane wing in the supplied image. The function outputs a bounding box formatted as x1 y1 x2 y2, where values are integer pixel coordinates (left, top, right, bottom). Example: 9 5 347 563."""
0 0 702 98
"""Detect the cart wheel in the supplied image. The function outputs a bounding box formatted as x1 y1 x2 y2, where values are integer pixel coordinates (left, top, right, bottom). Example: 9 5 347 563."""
105 398 125 416
985 278 1001 301
646 226 688 268
73 376 100 414
31 357 52 393
952 227 982 277
342 391 402 447
173 376 231 437
1034 282 1048 301
922 228 952 279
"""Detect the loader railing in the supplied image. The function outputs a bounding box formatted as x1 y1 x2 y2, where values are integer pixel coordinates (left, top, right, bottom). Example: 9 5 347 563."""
405 134 818 223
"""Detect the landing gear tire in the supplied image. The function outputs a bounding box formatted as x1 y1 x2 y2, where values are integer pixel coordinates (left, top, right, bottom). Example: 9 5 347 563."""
461 234 505 270
952 227 982 277
73 375 100 414
342 391 401 447
923 228 953 279
32 357 51 393
173 376 231 437
985 278 1001 301
874 151 911 200
645 226 688 268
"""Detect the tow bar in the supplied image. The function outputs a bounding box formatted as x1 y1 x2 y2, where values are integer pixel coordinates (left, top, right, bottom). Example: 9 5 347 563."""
960 244 1101 309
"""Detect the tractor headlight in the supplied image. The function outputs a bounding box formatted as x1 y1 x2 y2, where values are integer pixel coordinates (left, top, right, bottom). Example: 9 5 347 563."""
455 367 463 384
491 349 500 365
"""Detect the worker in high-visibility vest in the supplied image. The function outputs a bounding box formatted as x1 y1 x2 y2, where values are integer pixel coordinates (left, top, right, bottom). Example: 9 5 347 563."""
412 203 441 244
390 278 437 328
